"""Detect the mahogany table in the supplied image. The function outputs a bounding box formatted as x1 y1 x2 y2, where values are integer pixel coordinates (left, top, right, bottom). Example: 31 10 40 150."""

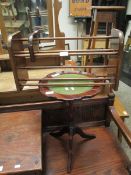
40 71 102 173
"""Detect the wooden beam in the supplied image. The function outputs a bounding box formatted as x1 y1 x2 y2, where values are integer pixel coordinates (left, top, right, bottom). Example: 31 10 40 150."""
19 77 115 81
0 7 7 55
92 6 126 10
12 35 119 42
18 65 117 69
20 82 114 87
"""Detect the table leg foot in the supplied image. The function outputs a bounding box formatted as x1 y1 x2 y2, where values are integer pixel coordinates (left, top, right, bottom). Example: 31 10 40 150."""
50 127 68 138
50 126 95 173
75 127 96 140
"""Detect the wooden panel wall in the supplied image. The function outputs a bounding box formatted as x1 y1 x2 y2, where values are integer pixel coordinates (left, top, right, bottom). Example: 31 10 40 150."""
42 98 108 128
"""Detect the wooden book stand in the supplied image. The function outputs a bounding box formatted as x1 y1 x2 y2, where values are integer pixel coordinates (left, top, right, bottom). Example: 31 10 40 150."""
5 28 123 92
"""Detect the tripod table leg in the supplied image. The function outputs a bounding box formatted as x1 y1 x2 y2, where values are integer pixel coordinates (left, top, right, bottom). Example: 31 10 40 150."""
50 127 68 138
75 127 96 140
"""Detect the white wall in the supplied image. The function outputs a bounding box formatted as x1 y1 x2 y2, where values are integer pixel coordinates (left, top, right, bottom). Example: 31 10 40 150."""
58 0 131 47
127 0 131 15
58 0 85 60
125 0 131 44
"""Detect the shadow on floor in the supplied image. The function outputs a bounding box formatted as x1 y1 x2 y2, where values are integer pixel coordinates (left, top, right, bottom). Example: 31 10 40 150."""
120 71 131 87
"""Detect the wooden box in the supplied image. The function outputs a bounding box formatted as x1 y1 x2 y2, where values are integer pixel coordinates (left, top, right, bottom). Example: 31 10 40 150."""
0 110 42 175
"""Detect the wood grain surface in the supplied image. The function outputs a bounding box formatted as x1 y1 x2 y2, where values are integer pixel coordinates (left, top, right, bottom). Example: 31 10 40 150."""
0 110 42 174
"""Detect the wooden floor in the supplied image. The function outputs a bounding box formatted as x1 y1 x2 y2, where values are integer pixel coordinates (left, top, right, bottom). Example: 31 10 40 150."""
44 127 129 175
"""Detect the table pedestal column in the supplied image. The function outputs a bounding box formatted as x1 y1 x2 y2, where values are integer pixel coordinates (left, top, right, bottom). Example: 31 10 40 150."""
50 100 96 173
